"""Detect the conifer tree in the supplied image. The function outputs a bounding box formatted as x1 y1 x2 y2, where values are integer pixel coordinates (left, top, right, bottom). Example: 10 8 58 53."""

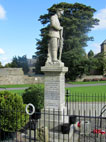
35 2 99 80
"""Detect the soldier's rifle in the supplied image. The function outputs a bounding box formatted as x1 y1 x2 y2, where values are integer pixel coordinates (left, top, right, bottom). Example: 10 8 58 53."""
59 28 63 61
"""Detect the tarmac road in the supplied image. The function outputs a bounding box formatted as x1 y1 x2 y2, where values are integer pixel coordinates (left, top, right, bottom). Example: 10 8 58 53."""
0 83 106 90
65 83 106 88
0 87 28 91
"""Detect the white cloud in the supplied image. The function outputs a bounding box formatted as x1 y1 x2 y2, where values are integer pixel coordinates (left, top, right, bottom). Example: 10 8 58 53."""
0 48 5 54
89 43 101 54
0 56 12 65
94 8 106 30
0 5 6 20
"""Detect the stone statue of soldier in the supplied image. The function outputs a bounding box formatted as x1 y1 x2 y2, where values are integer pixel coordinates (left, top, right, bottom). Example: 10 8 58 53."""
46 8 64 65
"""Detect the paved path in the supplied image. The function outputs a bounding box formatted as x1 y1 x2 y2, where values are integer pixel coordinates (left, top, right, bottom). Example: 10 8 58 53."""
0 87 28 91
65 83 106 88
0 83 106 91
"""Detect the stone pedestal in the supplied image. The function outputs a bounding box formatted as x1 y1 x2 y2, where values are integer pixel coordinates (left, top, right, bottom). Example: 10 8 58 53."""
40 63 70 141
41 64 68 111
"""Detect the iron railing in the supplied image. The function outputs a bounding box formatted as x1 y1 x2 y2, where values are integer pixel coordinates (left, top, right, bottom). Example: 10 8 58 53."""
0 92 106 142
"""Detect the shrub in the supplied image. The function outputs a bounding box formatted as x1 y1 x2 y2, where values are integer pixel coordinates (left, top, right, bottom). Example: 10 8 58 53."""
22 85 44 111
92 78 100 81
83 79 92 82
0 91 29 132
100 78 106 81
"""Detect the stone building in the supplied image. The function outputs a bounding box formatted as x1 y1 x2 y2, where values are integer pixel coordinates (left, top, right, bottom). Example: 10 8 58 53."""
101 39 106 75
27 58 36 76
101 40 106 53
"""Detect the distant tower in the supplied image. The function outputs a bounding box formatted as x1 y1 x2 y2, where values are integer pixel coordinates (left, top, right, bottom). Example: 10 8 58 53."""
101 40 106 53
101 40 106 75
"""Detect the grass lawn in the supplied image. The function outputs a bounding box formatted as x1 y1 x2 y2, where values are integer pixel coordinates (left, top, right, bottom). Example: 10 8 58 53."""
8 90 25 96
66 85 106 102
0 84 44 96
68 81 106 85
0 83 106 102
8 85 106 102
67 85 106 94
0 84 38 88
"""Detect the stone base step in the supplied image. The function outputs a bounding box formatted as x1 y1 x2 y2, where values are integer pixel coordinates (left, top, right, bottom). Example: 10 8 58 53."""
23 124 79 142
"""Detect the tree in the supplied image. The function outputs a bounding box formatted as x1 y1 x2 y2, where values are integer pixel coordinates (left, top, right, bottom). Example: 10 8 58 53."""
10 56 19 68
94 52 106 75
5 63 12 68
35 2 99 80
87 57 98 75
0 62 3 68
87 50 96 74
5 56 19 68
62 47 88 80
17 55 29 74
88 50 94 58
5 55 29 74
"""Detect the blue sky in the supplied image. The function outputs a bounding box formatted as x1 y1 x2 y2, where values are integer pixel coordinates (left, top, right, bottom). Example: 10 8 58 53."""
0 0 106 65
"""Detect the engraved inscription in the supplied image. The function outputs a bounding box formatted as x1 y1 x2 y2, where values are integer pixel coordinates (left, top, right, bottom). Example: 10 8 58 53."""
44 71 66 109
45 100 59 108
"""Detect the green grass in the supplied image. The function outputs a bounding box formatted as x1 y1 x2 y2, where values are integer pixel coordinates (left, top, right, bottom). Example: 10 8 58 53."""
0 84 43 88
7 86 106 102
0 84 44 96
66 85 106 102
68 81 106 85
8 90 25 96
66 93 106 102
0 83 106 102
67 85 106 94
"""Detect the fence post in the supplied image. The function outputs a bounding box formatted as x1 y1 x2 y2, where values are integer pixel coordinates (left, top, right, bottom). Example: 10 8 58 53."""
66 89 70 115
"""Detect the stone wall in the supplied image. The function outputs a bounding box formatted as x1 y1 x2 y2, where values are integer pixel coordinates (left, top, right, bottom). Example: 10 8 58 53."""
0 68 24 75
76 75 103 82
0 68 44 85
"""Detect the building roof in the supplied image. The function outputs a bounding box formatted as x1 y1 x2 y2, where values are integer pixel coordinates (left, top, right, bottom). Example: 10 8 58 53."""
101 39 106 45
27 58 36 67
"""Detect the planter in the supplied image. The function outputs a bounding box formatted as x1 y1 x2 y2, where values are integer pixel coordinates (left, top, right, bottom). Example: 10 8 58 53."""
31 111 41 120
69 115 76 125
35 111 41 120
61 123 70 134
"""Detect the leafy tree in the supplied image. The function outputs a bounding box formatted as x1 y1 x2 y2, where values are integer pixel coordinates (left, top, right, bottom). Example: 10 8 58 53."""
94 52 106 75
87 50 96 74
17 55 29 74
5 55 29 74
0 62 3 68
87 57 98 75
5 63 12 68
62 47 88 80
10 56 19 68
103 52 106 75
88 50 94 58
35 2 99 80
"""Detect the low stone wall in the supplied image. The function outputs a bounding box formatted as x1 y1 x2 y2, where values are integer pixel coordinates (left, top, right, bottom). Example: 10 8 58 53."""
0 68 24 75
76 75 103 82
0 68 44 85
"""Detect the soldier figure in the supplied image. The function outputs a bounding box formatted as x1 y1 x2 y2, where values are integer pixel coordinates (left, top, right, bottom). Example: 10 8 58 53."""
46 8 64 64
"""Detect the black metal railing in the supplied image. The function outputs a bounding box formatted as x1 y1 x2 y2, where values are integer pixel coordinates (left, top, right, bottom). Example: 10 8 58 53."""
0 92 106 142
0 108 106 142
65 91 106 117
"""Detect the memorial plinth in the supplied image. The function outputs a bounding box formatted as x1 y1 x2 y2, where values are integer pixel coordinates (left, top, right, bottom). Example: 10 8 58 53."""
41 64 68 111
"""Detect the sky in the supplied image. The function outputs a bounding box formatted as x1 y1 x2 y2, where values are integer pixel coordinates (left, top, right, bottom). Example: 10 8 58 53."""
0 0 106 65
